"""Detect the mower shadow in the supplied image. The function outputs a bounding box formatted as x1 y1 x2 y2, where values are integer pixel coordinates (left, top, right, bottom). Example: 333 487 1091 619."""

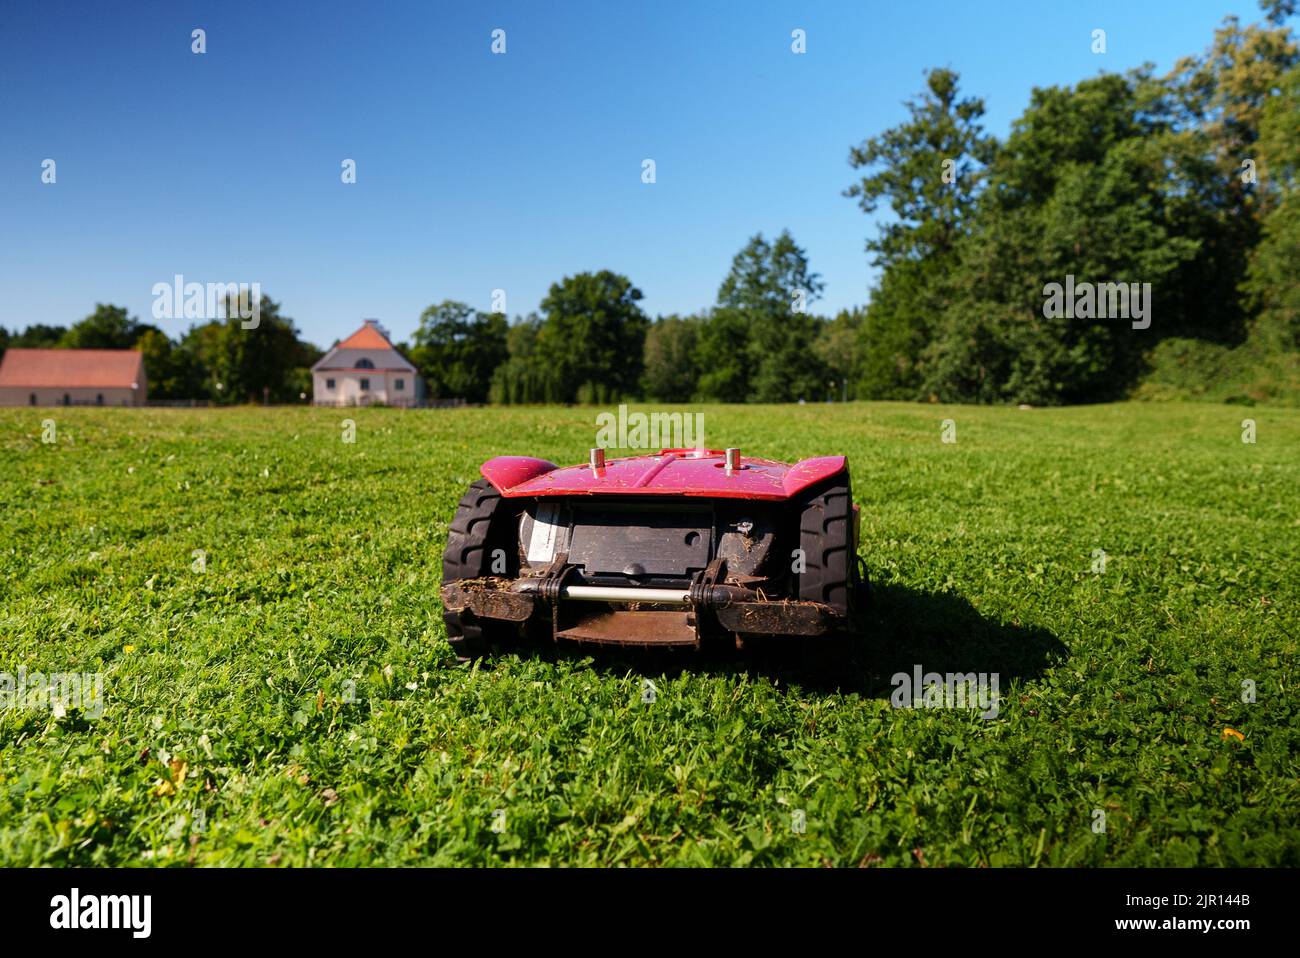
522 581 1067 698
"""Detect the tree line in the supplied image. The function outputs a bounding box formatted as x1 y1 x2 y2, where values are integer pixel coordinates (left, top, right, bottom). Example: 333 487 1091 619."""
416 232 843 406
0 232 849 406
841 2 1300 404
0 299 322 403
4 2 1297 406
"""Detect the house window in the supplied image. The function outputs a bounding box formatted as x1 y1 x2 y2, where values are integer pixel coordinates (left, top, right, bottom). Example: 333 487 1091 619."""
326 378 335 390
29 393 36 406
63 394 70 406
96 394 104 406
360 378 371 391
356 358 375 369
395 378 405 391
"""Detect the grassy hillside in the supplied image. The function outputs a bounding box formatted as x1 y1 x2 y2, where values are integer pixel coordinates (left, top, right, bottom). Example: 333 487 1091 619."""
0 402 1296 866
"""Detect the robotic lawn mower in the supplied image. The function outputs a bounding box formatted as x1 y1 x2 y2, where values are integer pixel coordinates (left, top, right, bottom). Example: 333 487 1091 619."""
439 447 867 658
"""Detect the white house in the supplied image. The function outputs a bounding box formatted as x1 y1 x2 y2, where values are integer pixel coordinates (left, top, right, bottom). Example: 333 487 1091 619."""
311 320 423 407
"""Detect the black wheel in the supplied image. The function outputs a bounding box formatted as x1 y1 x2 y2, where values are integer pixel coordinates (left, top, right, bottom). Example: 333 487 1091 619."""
796 471 859 617
441 478 521 660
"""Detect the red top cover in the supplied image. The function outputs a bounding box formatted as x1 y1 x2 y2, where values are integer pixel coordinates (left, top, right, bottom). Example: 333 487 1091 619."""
480 449 846 501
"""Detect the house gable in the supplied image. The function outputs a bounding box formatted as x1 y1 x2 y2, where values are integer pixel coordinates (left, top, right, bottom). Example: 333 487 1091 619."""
311 320 417 374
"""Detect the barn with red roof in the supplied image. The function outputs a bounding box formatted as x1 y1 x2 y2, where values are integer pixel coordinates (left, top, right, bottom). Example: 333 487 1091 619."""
0 348 147 406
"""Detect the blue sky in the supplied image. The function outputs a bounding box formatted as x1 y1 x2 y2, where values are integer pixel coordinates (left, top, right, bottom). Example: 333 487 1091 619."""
0 0 1261 349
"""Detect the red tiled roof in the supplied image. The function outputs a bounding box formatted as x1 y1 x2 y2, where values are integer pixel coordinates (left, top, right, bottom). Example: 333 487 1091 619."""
0 348 144 388
336 322 394 350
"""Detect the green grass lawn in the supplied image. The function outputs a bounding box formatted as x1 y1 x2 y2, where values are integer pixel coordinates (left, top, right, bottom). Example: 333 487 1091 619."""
0 402 1296 866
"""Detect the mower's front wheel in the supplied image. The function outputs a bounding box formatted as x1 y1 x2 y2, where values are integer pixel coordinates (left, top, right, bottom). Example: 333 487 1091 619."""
441 477 521 661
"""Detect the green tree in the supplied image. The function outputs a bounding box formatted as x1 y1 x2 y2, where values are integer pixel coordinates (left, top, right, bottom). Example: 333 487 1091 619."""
410 300 508 402
710 230 827 402
929 72 1200 403
1262 0 1297 25
181 295 319 403
845 69 993 397
846 68 993 266
1245 200 1300 350
1162 14 1299 342
489 315 545 403
814 307 865 399
8 324 67 348
533 271 648 404
855 263 932 400
1245 62 1300 350
59 304 147 349
178 321 230 401
1167 13 1299 194
693 308 751 402
642 314 701 402
134 328 195 399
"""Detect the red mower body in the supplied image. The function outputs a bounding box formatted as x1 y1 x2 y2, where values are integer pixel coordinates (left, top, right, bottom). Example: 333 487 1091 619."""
480 449 848 501
440 447 866 657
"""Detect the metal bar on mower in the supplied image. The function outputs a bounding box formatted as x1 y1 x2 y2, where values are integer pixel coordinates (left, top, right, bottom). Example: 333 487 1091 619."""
514 581 692 605
565 585 691 604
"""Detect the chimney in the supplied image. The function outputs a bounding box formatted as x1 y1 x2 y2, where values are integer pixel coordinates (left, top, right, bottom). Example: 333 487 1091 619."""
362 318 392 340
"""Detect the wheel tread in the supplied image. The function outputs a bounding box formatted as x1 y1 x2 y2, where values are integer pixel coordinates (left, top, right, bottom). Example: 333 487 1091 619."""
441 478 517 658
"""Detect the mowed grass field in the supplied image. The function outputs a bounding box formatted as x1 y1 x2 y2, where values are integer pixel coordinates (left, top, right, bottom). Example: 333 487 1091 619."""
0 402 1297 867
